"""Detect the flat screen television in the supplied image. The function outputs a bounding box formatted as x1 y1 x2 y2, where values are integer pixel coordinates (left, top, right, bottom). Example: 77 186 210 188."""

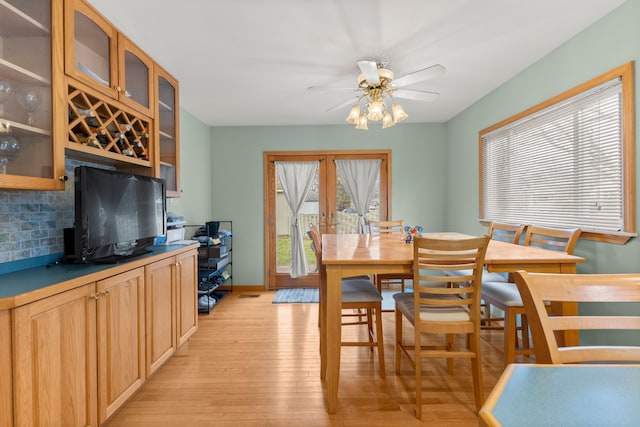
74 166 166 263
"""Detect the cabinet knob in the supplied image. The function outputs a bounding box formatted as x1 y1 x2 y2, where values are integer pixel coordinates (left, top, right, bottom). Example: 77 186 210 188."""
90 293 100 300
115 86 122 93
59 175 68 182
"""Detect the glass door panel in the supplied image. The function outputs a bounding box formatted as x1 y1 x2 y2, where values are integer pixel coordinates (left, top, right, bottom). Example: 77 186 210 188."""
69 6 116 97
124 51 149 108
334 170 380 234
74 11 110 87
275 166 320 276
118 34 153 115
156 66 180 197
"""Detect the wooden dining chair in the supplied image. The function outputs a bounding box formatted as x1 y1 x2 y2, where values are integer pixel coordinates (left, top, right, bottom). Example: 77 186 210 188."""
514 271 640 364
394 234 490 419
308 224 385 378
369 219 413 294
444 222 526 325
481 225 581 366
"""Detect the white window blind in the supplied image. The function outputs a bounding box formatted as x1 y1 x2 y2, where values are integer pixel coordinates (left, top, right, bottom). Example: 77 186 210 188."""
481 77 624 233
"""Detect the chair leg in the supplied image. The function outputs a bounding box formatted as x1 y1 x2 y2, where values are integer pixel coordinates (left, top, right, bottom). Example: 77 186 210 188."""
367 308 374 350
375 306 385 379
414 329 422 420
446 334 454 374
395 307 402 374
469 331 485 411
521 313 530 350
504 307 517 366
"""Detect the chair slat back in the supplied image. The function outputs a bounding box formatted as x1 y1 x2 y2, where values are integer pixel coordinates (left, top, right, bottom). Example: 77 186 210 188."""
523 225 581 254
514 271 640 364
413 236 490 320
488 221 526 244
369 219 404 234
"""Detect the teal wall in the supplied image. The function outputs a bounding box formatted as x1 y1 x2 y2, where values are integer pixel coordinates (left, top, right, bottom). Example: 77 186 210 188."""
446 0 640 276
208 124 447 286
169 109 214 229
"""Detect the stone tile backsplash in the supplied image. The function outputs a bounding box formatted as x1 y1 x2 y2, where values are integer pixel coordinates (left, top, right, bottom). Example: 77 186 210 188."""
0 159 108 264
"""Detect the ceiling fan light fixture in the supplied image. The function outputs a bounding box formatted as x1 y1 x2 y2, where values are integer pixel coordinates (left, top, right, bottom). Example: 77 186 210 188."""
382 111 395 128
392 103 408 123
333 60 443 130
355 113 368 130
346 104 360 124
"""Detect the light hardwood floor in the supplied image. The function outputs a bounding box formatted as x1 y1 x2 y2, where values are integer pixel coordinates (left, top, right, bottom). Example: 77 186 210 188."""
104 290 522 427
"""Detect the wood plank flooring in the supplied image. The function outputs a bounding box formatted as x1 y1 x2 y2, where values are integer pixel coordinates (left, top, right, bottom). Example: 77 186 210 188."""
104 290 525 427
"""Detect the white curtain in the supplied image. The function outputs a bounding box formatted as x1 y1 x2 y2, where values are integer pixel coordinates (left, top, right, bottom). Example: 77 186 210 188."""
335 159 381 234
275 161 318 278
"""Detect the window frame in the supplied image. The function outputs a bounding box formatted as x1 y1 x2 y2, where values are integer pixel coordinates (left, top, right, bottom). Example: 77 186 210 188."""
479 61 635 244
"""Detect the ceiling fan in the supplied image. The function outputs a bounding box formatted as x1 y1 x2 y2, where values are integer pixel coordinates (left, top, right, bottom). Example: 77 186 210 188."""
309 60 445 129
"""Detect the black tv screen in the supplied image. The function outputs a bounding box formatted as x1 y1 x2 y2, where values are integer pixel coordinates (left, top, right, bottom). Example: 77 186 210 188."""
74 166 166 263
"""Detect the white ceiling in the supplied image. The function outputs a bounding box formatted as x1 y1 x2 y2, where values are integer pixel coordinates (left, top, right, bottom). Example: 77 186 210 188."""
86 0 625 128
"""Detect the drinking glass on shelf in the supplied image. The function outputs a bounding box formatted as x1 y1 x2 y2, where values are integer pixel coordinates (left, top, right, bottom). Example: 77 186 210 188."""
0 81 13 116
0 81 12 103
0 134 20 174
17 88 41 126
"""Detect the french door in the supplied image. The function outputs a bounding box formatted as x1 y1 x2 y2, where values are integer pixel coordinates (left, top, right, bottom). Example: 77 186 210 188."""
263 150 391 290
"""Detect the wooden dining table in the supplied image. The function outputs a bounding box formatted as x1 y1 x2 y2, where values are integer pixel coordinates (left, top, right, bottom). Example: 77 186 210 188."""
319 232 585 414
479 363 640 426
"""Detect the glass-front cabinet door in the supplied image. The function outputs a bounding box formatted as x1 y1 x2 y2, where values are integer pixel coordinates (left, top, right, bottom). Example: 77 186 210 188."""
65 0 153 117
0 0 65 190
155 65 180 197
118 34 153 117
65 0 118 100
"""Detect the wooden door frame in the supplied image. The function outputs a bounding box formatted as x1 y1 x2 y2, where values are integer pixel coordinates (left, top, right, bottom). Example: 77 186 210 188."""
263 149 392 290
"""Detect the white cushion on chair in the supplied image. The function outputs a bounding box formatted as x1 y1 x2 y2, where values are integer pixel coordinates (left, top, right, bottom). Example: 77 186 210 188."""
481 281 523 306
444 268 508 283
393 292 470 322
342 279 382 303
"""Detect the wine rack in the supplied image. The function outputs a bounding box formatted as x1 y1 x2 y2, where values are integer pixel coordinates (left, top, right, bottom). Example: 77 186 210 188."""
67 84 151 163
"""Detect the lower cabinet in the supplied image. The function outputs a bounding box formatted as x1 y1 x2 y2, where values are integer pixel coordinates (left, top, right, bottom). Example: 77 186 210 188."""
96 267 146 424
176 250 198 346
12 284 98 427
145 250 198 375
145 257 177 375
4 246 198 426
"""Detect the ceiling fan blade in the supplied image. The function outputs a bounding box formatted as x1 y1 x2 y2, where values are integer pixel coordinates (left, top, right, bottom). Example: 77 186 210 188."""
326 96 359 112
393 89 439 102
357 60 380 86
392 64 446 88
308 86 357 92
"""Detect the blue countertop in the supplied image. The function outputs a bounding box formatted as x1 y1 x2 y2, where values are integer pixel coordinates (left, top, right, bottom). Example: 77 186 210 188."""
483 364 640 427
0 243 198 306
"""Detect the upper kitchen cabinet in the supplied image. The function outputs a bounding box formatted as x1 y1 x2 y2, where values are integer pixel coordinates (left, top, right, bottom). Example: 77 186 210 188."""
64 0 154 118
155 64 180 197
0 0 66 190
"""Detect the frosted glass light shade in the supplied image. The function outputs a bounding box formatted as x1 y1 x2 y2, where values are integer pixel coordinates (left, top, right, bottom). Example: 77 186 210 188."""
382 111 395 128
366 100 384 121
392 103 408 122
346 105 360 124
355 113 368 130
